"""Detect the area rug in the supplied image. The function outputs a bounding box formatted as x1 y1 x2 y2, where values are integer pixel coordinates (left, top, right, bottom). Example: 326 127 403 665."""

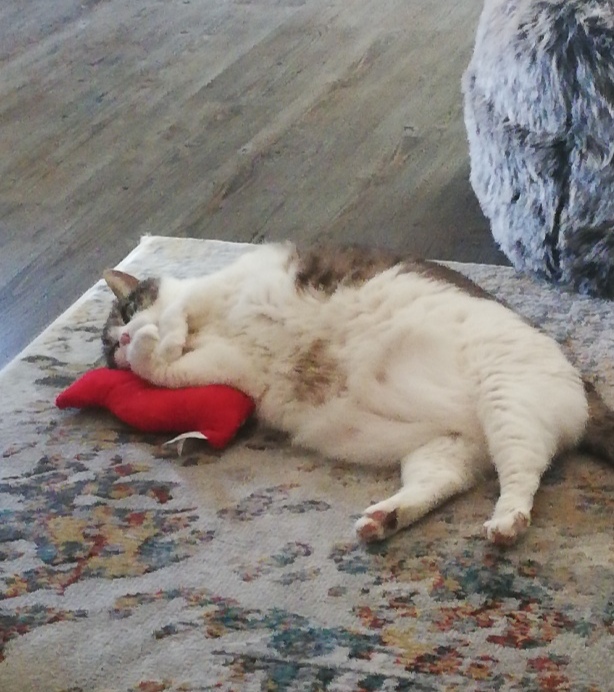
0 237 612 691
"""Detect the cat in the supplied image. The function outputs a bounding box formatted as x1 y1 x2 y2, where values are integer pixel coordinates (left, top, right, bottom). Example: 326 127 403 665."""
101 243 614 546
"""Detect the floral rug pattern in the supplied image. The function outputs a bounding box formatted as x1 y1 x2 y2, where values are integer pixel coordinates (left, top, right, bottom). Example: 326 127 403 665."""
0 237 612 691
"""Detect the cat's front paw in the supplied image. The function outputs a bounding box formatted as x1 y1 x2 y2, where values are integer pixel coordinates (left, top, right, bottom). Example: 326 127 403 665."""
127 324 160 371
157 333 185 363
483 511 530 546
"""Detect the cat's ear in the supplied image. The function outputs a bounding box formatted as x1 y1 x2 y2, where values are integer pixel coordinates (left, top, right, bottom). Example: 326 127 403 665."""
103 269 139 299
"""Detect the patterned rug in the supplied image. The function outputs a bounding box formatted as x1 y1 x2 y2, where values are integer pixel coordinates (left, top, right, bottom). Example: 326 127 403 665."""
1 237 612 691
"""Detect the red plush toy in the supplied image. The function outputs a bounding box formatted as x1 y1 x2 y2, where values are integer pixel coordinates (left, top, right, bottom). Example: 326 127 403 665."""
56 368 255 449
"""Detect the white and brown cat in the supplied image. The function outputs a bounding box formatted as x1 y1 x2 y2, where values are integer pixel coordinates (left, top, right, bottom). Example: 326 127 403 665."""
102 243 614 546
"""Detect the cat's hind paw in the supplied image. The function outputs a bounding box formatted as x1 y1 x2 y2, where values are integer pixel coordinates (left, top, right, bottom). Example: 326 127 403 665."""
483 511 530 546
355 507 399 542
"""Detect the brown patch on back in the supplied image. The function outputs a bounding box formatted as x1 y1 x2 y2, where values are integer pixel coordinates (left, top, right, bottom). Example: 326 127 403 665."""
580 379 614 465
294 244 498 301
292 338 345 405
295 245 405 294
401 259 498 302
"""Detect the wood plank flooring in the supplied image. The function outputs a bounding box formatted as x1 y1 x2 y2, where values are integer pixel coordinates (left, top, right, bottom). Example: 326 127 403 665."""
0 0 507 367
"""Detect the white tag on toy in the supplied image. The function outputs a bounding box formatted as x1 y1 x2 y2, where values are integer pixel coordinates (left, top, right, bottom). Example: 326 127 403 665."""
164 431 208 455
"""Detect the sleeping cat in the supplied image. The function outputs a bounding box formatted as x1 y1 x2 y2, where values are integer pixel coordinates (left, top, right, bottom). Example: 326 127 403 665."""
101 243 614 546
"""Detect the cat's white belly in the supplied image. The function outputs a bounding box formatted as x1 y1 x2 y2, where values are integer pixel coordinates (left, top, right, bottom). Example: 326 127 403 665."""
254 314 484 464
258 373 484 465
291 403 482 464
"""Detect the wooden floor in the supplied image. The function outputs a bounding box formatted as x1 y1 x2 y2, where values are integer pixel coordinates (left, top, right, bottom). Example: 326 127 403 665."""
0 0 507 367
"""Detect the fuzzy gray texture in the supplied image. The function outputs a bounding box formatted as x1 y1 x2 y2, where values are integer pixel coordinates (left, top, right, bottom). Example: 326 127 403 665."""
463 0 614 297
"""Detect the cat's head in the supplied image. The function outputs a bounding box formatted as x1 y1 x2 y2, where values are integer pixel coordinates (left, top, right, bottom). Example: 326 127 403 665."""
102 270 160 369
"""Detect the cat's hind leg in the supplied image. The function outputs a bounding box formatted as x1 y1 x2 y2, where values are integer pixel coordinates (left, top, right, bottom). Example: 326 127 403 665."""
355 434 487 542
479 375 586 546
481 437 557 546
481 447 551 546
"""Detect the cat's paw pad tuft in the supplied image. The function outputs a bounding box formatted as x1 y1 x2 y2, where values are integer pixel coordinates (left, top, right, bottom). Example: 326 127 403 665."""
355 508 398 543
483 511 530 546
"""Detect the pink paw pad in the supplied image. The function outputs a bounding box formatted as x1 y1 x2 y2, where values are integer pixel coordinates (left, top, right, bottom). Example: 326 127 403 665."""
483 512 530 546
355 508 398 542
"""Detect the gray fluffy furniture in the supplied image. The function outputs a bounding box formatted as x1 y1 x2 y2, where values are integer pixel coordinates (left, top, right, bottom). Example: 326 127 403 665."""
463 0 614 297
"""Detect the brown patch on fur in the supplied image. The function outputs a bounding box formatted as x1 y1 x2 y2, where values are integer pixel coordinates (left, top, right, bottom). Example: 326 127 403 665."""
295 244 497 301
295 245 405 294
401 259 497 301
375 365 388 385
580 379 614 465
383 508 399 531
101 302 124 367
292 338 345 405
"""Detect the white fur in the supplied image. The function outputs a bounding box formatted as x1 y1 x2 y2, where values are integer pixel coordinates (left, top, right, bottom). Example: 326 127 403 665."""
117 244 588 545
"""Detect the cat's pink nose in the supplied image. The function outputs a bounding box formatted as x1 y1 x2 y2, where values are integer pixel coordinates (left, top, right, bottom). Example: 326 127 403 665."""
120 332 131 346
